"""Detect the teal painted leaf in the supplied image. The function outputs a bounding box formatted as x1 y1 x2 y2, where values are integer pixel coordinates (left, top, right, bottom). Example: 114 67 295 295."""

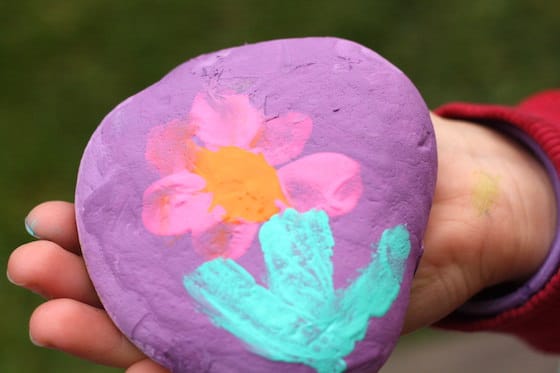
184 209 411 373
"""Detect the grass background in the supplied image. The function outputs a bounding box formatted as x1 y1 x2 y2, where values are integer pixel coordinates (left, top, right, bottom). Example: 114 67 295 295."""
1 1 559 371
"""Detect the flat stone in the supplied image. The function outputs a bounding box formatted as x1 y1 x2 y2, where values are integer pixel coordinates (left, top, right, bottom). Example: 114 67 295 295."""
76 37 437 372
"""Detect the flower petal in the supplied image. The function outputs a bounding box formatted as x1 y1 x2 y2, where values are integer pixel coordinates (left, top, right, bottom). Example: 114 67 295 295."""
145 119 198 175
192 222 259 260
190 93 263 149
252 112 313 166
142 171 223 235
278 153 363 217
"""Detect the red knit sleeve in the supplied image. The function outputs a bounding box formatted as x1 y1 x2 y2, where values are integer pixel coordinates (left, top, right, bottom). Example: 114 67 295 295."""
433 90 560 353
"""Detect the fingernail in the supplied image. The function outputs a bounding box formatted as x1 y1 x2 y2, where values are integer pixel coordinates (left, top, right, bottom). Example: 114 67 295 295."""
24 217 40 239
29 332 44 347
6 271 23 286
6 271 48 298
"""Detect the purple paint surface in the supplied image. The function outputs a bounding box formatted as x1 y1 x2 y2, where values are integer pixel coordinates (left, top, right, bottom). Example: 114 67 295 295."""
76 37 437 372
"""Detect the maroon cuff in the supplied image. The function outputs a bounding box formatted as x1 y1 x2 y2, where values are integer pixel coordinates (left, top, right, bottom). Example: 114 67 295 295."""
434 90 560 353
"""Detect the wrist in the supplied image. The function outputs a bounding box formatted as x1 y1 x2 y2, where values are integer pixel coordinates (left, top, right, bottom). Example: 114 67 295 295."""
496 125 556 283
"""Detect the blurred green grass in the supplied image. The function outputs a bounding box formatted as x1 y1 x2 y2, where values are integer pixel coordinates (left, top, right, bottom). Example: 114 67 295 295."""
1 0 559 371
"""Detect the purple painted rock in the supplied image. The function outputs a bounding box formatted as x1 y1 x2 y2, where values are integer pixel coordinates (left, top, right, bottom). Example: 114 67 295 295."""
76 37 437 372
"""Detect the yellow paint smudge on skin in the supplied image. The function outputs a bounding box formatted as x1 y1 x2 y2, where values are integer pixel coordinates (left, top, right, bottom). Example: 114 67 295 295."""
472 171 500 215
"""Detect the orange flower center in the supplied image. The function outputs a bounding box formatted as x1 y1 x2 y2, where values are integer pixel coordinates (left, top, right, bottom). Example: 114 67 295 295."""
194 146 289 223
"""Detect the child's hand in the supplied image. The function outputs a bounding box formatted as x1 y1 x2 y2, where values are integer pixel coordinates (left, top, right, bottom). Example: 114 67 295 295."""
7 113 556 369
403 114 555 332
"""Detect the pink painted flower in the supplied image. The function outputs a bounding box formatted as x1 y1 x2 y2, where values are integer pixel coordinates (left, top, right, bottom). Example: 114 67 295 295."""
142 92 363 259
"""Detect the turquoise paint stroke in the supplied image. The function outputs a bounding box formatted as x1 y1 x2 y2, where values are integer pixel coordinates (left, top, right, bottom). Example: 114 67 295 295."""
184 209 411 373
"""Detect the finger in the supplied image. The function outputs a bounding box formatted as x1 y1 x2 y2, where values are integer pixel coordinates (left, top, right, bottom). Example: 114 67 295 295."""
126 358 170 373
25 201 81 254
30 299 145 368
8 240 101 307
